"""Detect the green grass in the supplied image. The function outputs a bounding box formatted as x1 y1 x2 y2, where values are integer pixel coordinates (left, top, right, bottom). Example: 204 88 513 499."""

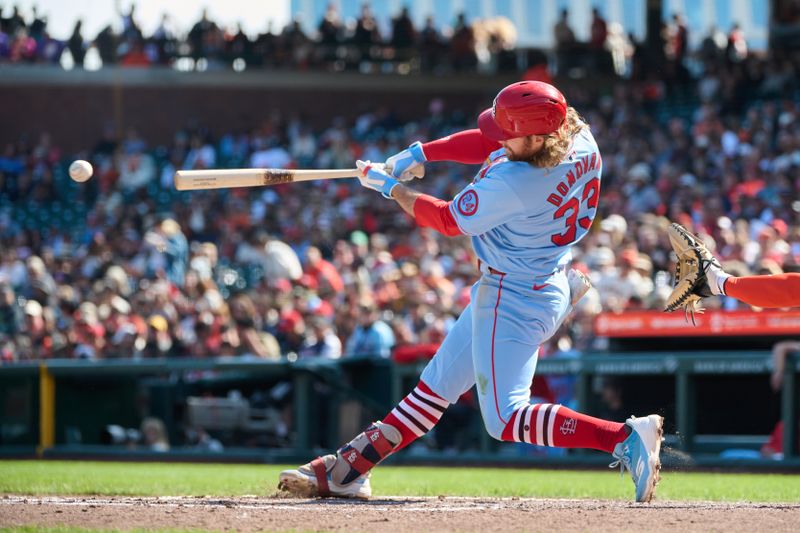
1 460 799 502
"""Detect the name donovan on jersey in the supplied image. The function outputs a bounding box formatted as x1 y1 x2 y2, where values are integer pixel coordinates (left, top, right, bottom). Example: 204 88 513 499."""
546 152 601 207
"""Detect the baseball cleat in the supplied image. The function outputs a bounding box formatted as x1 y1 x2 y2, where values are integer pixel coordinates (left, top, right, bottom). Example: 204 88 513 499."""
567 268 592 307
278 454 372 499
609 414 664 503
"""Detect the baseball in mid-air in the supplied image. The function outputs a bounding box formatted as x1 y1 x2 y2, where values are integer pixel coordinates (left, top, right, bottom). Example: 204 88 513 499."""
68 159 93 182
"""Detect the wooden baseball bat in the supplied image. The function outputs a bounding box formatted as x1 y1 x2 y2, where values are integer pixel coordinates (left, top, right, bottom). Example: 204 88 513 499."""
173 168 360 191
174 164 424 191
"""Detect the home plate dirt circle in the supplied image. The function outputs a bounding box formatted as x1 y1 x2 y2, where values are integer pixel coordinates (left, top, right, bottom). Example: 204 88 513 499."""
2 495 799 532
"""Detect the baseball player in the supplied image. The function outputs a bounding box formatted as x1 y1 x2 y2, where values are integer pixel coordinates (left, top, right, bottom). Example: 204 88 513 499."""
666 222 800 314
279 81 664 503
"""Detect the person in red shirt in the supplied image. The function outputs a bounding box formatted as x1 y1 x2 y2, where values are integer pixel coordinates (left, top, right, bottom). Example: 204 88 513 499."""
304 246 344 294
590 8 608 49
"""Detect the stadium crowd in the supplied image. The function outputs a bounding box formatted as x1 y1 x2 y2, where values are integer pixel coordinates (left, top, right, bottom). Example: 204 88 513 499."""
0 1 751 78
1 35 800 364
0 3 518 74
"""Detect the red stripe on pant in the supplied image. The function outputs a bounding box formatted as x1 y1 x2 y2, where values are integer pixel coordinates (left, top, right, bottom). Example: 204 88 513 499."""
490 274 507 425
501 403 627 453
382 380 448 451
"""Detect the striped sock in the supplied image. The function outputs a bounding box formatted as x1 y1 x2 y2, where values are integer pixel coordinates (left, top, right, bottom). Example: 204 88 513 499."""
382 381 449 451
501 403 627 454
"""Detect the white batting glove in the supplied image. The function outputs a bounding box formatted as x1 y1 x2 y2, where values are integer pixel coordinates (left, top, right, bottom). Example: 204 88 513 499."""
385 141 426 182
356 160 400 199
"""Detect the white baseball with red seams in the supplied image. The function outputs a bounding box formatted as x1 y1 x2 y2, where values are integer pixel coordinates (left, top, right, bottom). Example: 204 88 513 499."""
68 160 93 182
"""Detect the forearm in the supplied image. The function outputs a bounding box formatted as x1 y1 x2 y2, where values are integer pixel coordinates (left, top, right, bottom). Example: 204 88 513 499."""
422 129 501 164
725 273 800 307
390 184 462 237
390 183 423 217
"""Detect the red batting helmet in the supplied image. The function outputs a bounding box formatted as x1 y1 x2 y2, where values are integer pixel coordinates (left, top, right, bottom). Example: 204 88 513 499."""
478 81 567 141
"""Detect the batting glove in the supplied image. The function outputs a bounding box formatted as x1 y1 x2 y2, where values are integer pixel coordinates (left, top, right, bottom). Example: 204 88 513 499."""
356 160 400 199
385 141 426 182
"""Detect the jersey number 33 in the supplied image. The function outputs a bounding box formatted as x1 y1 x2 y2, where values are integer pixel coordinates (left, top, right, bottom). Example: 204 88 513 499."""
550 177 600 246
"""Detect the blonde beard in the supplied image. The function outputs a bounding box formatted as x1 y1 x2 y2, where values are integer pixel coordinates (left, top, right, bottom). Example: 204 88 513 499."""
505 137 538 162
521 107 588 168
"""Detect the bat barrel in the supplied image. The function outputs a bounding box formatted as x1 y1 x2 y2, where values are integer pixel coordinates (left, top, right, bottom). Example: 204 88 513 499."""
173 168 359 190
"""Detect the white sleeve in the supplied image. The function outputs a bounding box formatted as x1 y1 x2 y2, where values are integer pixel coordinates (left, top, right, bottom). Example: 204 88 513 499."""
449 171 526 235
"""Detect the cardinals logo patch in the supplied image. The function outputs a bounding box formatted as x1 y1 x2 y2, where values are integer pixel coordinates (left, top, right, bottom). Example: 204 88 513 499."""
457 190 479 216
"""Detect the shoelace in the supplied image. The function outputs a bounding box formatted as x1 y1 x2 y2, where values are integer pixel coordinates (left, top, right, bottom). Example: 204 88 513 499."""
609 450 632 479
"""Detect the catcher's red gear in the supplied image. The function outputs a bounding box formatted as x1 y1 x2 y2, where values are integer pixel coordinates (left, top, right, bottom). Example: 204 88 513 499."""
478 81 567 140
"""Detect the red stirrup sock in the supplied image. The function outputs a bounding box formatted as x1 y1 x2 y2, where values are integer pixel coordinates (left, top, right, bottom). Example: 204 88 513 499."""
382 381 449 451
724 273 800 308
501 403 628 453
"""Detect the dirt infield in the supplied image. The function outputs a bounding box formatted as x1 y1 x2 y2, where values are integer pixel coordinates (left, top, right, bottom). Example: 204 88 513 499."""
2 495 799 532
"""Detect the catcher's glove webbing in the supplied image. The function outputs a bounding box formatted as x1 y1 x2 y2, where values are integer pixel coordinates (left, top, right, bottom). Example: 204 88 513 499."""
664 223 721 324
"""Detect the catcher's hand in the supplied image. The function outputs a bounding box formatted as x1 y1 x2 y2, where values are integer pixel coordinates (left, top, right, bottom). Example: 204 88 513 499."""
663 222 720 324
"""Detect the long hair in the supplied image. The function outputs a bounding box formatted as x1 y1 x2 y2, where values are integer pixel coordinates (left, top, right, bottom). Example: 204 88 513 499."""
528 107 588 168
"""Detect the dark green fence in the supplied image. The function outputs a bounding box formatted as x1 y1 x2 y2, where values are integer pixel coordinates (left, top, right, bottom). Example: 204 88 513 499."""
0 352 797 467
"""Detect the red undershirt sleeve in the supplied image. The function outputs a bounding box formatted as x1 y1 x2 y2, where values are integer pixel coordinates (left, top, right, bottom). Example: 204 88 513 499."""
422 129 501 164
412 194 463 237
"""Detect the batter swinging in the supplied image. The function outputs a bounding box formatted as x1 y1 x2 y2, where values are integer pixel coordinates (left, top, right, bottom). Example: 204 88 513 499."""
279 81 664 503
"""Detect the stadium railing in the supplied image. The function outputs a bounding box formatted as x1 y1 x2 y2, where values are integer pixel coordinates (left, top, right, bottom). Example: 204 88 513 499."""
0 351 797 468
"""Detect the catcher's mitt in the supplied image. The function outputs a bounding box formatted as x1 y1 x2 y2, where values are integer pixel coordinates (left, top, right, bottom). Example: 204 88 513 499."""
664 222 720 324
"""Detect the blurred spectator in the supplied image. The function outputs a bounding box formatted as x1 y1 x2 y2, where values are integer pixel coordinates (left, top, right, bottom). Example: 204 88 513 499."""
726 22 748 63
666 13 689 70
260 234 303 281
229 292 279 359
1 6 25 35
94 25 118 65
67 20 86 68
605 23 632 77
353 4 380 61
298 316 342 359
188 8 214 62
391 6 416 63
142 315 177 358
304 246 344 295
317 2 342 65
344 303 395 358
140 416 170 451
700 26 727 65
589 7 609 74
121 40 151 67
553 8 576 74
143 219 189 287
450 12 477 71
623 163 660 216
590 8 608 49
419 16 443 73
0 284 22 336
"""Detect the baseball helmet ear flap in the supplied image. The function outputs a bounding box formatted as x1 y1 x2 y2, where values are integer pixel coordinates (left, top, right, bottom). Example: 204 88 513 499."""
479 81 567 141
